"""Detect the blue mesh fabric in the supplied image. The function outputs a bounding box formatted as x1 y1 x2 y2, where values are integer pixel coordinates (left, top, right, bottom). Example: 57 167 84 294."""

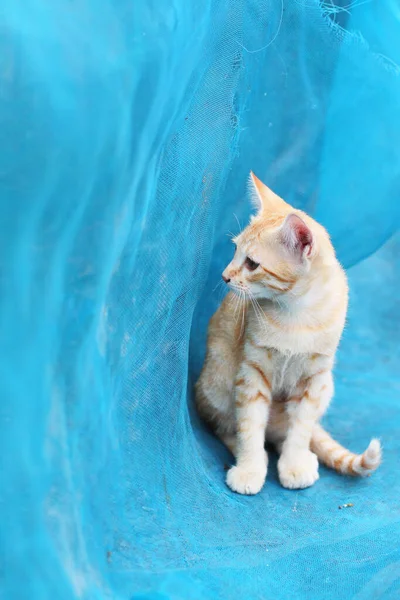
1 1 399 599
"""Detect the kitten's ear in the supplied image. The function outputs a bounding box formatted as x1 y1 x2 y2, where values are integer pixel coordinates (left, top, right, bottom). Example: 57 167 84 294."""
280 213 314 259
249 172 289 213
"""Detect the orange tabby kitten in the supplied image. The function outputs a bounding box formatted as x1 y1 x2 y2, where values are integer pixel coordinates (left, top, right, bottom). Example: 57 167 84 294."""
196 173 381 494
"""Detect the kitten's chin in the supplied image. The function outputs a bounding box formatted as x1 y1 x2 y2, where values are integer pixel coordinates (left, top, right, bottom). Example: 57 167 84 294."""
228 286 273 302
250 289 273 301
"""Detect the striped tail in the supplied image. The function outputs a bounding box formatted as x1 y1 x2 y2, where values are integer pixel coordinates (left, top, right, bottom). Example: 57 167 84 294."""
311 424 382 476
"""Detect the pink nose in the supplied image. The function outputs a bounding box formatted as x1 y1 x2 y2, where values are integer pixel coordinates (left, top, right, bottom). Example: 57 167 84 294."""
222 274 231 283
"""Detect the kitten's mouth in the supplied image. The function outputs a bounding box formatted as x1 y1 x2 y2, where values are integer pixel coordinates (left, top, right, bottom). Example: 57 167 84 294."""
229 284 249 296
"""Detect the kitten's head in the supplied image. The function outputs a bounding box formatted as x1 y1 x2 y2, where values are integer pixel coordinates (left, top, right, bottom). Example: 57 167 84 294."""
222 172 334 301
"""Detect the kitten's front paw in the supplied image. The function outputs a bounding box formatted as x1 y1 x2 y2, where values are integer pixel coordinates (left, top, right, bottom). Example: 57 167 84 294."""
226 462 267 495
278 450 319 490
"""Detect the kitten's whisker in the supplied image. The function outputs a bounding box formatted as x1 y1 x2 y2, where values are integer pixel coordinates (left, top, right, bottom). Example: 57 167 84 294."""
248 294 263 329
233 212 243 234
212 280 223 293
253 298 272 334
240 290 246 338
232 289 243 321
249 295 265 328
229 285 248 335
219 285 227 303
248 292 271 339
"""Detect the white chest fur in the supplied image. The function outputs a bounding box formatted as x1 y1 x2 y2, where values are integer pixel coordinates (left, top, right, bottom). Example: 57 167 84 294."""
269 351 310 396
243 316 335 401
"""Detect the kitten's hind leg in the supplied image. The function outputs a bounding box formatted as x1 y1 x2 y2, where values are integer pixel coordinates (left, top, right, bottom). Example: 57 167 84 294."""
196 381 237 457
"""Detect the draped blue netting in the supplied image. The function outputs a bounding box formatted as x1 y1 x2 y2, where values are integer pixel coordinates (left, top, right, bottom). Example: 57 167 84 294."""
1 1 399 598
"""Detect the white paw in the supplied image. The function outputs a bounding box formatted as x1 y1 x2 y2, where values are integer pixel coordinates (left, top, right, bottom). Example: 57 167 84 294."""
278 450 319 490
226 462 267 495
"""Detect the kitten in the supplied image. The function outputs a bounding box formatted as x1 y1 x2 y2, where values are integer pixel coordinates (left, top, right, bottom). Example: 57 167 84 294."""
195 172 381 494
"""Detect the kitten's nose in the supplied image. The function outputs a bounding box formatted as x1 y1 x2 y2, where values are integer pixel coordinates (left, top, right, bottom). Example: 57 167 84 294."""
222 274 231 283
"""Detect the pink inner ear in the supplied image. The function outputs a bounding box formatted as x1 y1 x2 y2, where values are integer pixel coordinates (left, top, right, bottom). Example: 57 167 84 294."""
294 220 312 248
282 214 313 256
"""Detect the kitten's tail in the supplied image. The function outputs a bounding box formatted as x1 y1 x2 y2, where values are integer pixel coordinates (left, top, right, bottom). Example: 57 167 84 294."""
311 424 382 476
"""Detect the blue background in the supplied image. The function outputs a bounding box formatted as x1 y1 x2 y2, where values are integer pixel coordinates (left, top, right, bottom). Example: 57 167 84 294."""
1 1 399 598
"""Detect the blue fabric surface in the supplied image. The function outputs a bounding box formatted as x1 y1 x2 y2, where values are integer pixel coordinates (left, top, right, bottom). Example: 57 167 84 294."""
1 1 399 599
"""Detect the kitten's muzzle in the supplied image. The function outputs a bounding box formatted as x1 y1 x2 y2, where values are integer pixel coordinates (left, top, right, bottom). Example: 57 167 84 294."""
222 274 231 283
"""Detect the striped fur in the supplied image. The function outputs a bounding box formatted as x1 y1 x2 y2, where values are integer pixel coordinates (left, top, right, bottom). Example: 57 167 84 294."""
196 173 381 494
311 424 382 476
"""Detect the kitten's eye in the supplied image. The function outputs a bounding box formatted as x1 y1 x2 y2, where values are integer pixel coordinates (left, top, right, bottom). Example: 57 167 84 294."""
244 257 260 271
